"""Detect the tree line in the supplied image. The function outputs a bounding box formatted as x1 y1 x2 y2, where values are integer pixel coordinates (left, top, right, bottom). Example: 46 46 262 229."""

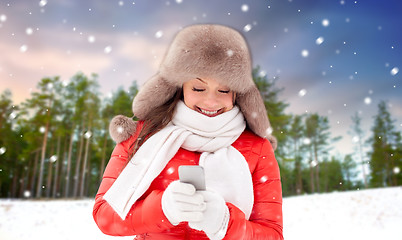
0 69 401 198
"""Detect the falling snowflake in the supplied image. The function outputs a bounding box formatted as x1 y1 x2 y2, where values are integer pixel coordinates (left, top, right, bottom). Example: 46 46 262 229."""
39 0 47 7
364 97 371 105
241 4 249 12
394 167 400 174
243 24 252 32
88 35 96 43
84 131 92 139
352 136 359 143
117 126 124 133
301 49 309 57
155 31 163 39
260 176 268 183
315 36 324 45
50 155 58 163
23 190 31 198
310 160 318 167
118 1 124 6
167 167 175 175
259 70 267 77
39 126 46 133
0 14 6 22
0 147 6 155
390 67 399 76
298 89 307 97
9 111 17 120
303 138 311 145
226 49 234 57
47 82 53 90
20 45 28 52
266 127 273 135
176 0 183 4
322 19 330 27
104 46 112 54
26 27 33 35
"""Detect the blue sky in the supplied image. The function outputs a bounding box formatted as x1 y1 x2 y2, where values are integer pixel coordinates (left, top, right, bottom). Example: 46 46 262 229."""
1 0 401 157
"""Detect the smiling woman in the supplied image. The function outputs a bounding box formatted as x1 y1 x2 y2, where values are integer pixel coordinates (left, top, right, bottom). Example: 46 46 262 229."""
93 24 283 240
182 77 235 117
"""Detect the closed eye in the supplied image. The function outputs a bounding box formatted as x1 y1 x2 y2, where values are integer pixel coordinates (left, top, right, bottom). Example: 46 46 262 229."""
192 87 205 92
219 90 230 94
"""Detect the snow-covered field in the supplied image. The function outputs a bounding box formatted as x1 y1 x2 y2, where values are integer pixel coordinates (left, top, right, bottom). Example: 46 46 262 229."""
0 187 401 240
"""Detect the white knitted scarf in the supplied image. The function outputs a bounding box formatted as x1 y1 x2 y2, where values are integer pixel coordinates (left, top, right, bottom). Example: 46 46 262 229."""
103 101 254 220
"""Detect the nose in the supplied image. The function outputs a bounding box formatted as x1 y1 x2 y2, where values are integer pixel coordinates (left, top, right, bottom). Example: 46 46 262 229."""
203 91 220 109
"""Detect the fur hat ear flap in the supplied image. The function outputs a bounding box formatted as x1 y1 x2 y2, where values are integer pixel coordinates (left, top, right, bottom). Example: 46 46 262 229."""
109 115 138 143
236 87 277 150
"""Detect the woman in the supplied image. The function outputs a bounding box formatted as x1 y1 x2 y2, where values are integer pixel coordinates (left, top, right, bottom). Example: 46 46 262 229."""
93 24 283 240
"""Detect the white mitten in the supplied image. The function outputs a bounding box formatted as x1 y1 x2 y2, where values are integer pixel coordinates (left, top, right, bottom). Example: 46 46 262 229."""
189 191 230 240
162 180 206 225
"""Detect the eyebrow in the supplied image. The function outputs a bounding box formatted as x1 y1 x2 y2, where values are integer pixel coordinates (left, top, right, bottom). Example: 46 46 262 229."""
196 78 207 84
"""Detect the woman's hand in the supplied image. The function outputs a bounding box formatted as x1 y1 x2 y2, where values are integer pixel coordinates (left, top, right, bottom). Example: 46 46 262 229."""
162 180 206 225
189 190 230 240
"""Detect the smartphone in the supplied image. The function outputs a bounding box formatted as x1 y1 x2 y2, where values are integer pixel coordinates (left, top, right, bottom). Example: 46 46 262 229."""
178 165 206 191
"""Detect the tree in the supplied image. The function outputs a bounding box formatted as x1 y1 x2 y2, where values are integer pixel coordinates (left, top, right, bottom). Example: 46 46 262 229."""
304 113 340 193
341 154 358 190
252 66 291 158
21 77 63 198
0 90 22 197
68 73 100 197
288 114 305 194
368 101 401 187
350 112 368 188
319 156 344 192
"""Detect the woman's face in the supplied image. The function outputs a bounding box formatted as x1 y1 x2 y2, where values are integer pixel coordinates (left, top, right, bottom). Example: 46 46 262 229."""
182 77 235 117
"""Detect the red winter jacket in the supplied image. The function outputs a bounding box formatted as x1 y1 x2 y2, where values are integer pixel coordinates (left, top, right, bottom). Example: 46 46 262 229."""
93 122 283 240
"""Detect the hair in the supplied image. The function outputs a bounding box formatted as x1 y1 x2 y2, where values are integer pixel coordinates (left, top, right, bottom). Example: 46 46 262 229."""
127 88 183 159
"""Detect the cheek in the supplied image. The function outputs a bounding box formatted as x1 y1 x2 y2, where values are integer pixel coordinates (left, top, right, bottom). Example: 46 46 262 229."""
223 94 235 109
183 91 198 109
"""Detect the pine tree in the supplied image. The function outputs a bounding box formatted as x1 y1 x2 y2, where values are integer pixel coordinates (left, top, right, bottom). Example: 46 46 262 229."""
368 101 401 187
342 154 358 189
20 77 63 198
0 90 22 197
304 113 340 193
288 114 305 194
68 73 100 197
350 112 368 188
319 156 344 192
252 66 291 158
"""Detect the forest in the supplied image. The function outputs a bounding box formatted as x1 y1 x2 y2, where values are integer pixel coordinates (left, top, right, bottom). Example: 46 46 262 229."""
0 67 401 199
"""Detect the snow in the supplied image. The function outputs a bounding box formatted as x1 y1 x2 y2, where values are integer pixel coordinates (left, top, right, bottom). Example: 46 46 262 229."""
0 187 401 240
283 187 402 240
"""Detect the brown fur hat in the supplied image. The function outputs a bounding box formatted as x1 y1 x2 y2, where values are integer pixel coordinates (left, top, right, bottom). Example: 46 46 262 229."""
111 24 276 149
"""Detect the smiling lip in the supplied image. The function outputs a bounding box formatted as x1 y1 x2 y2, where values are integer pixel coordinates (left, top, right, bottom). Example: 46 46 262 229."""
196 107 223 117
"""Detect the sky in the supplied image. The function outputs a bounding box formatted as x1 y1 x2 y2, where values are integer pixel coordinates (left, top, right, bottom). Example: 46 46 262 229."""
1 0 401 161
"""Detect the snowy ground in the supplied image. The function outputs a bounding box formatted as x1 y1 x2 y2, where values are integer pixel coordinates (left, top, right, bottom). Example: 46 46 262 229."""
0 187 401 240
